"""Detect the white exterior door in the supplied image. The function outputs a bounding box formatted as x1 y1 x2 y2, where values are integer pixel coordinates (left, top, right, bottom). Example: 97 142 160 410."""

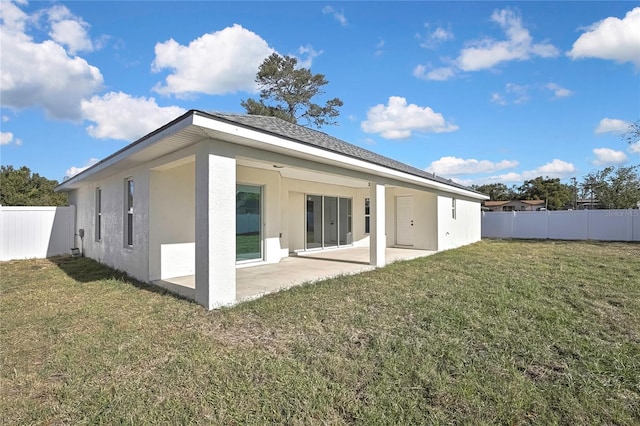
396 196 414 246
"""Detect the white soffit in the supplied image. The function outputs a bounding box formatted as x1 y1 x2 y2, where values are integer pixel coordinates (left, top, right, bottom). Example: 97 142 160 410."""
237 157 370 188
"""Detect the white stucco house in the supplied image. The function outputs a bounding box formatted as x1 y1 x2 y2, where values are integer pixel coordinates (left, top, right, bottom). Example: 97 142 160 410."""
57 110 488 309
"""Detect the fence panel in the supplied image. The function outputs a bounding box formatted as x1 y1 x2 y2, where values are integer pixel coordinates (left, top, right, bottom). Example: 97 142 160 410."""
481 212 512 239
513 211 548 239
0 206 76 261
547 210 588 240
482 209 639 241
588 210 634 241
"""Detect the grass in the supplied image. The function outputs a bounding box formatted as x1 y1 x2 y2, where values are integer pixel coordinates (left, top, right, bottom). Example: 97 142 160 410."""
1 240 639 424
237 233 260 259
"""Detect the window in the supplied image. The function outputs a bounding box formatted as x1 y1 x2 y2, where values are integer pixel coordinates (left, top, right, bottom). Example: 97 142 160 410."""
452 198 457 219
95 188 102 242
364 197 370 234
236 184 262 262
125 178 134 246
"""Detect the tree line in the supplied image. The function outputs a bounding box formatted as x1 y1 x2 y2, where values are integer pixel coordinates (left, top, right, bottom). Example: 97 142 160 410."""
0 165 68 206
471 165 640 210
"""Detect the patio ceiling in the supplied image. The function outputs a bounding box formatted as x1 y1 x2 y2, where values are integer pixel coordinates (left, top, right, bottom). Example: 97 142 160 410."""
237 157 370 189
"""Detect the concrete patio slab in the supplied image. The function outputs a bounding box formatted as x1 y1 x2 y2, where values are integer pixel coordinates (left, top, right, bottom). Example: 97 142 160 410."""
153 246 436 304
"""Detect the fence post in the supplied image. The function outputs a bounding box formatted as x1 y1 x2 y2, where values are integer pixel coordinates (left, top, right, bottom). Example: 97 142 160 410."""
545 209 549 239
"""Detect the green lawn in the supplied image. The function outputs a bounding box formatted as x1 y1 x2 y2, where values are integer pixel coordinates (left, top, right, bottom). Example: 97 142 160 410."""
1 240 639 424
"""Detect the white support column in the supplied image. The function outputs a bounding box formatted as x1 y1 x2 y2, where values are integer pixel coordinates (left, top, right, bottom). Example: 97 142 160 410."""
369 182 386 267
195 143 236 309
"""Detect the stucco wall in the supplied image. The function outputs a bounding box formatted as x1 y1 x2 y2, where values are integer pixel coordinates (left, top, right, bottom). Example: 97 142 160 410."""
149 161 195 280
382 187 438 251
69 166 151 282
392 187 438 250
437 194 481 251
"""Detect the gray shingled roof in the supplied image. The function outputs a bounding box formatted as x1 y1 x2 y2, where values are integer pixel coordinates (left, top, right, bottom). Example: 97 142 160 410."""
199 110 480 194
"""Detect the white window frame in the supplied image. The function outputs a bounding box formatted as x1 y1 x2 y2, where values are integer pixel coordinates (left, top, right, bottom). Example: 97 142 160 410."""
125 178 134 247
452 198 457 220
95 187 102 242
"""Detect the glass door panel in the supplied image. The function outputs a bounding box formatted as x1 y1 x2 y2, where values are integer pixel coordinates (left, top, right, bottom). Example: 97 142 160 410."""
339 198 352 246
306 195 353 250
236 185 262 261
306 195 322 249
324 197 338 247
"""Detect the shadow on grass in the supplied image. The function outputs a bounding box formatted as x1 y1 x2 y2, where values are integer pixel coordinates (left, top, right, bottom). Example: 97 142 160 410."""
52 255 197 304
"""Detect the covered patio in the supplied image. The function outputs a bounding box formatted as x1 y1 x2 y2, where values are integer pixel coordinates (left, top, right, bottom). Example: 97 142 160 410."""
154 247 436 303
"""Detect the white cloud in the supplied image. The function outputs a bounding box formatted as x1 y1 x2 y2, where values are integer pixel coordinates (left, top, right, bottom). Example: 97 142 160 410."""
568 7 640 68
322 6 347 26
456 8 559 72
295 45 322 68
363 137 376 145
417 24 454 49
426 156 519 176
535 159 577 176
416 8 558 82
450 177 474 187
628 141 640 153
486 159 576 183
361 96 458 139
490 93 506 105
491 83 529 105
152 24 275 97
65 157 99 178
0 132 12 145
0 131 22 146
592 148 628 166
375 38 385 56
595 118 631 134
81 91 186 141
545 83 572 99
47 5 94 55
413 64 455 81
0 1 104 120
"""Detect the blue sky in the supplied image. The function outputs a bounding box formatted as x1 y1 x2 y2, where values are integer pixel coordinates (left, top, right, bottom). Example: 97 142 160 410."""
1 1 638 186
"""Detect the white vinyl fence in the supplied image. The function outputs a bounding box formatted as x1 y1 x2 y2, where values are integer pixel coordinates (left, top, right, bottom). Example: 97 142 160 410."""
0 206 76 261
482 210 640 241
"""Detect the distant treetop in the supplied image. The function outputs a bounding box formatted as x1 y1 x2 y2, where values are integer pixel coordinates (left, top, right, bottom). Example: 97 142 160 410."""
241 53 343 128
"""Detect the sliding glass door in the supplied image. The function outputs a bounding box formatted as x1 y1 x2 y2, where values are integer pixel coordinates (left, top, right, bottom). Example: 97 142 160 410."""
236 185 262 262
339 197 352 246
306 195 322 249
324 197 338 248
305 195 352 250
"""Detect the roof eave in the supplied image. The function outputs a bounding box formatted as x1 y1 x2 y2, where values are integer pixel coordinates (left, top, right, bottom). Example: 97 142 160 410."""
56 110 197 192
